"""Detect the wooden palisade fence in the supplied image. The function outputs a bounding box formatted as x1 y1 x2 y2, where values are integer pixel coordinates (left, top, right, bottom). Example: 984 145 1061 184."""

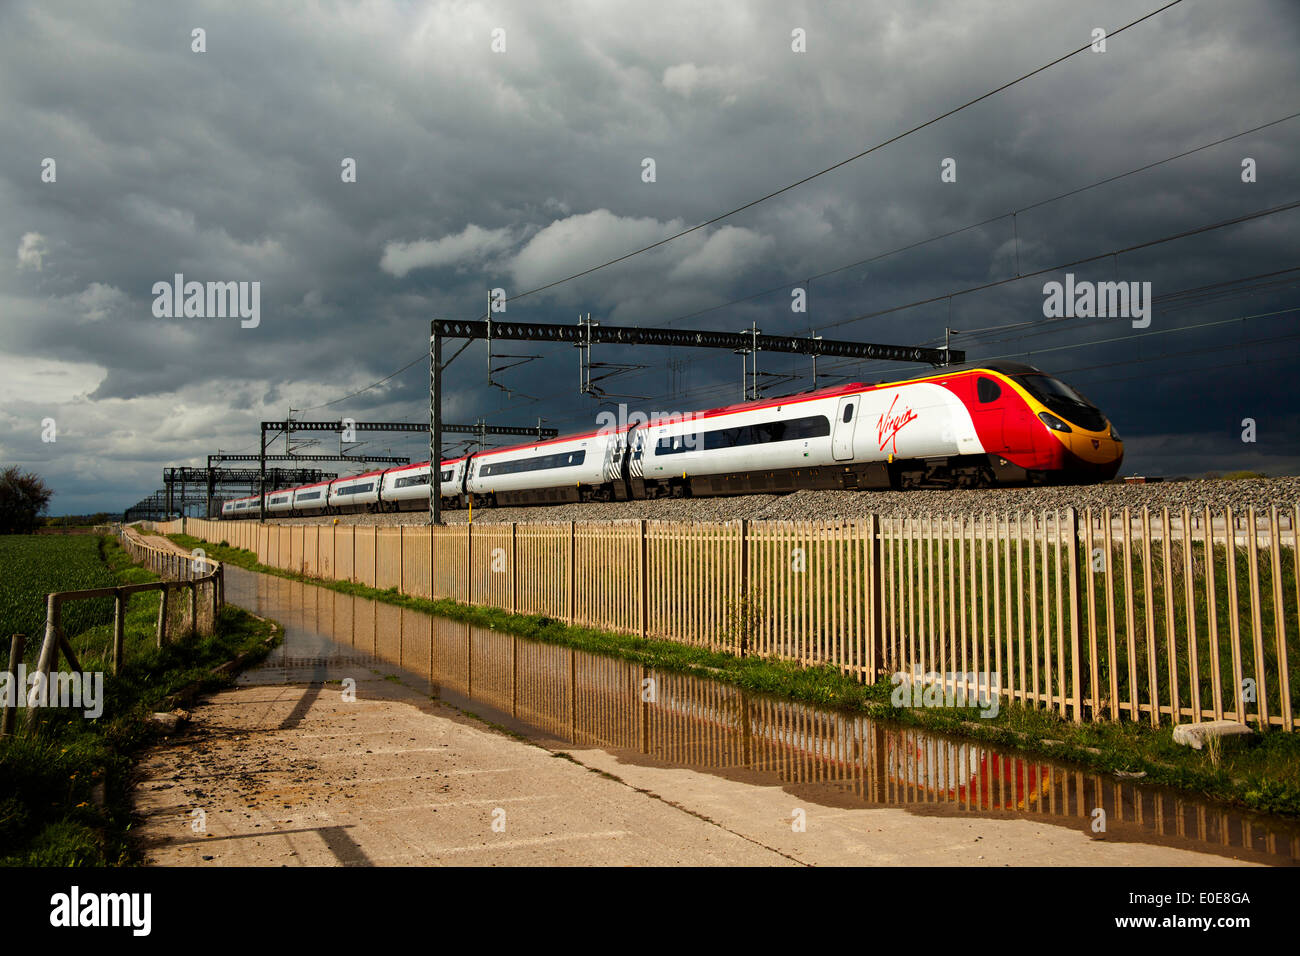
173 504 1299 731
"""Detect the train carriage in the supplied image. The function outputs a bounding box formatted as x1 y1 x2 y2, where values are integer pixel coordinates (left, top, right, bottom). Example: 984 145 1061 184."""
380 459 468 511
217 361 1122 518
464 435 610 506
291 480 331 513
327 470 384 511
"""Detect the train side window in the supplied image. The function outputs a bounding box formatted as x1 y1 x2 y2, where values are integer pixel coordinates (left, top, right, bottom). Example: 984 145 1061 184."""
977 377 1001 403
842 403 855 423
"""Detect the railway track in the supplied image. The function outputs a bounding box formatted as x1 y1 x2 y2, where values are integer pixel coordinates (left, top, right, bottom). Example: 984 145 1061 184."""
242 477 1300 535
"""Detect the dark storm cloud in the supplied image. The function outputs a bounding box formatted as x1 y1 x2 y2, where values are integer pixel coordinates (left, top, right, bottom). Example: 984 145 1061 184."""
1 0 1297 513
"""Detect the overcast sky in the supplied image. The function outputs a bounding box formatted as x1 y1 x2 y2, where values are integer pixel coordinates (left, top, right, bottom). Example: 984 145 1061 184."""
2 0 1298 515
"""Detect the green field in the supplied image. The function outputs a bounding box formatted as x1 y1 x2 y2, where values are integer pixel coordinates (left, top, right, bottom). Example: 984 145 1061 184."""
0 535 118 650
0 534 280 865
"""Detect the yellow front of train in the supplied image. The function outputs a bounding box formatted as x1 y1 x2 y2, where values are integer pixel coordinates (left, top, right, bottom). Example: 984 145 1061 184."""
996 368 1124 481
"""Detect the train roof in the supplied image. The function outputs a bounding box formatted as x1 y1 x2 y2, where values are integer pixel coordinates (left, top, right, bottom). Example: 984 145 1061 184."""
862 360 1043 385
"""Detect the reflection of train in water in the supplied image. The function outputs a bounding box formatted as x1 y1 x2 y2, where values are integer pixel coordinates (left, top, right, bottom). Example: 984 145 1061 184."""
221 361 1123 517
634 671 1051 811
882 730 1050 810
264 573 1297 862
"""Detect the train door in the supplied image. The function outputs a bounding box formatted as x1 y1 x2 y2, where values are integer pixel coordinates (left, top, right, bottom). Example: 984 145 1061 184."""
832 395 859 461
602 433 622 482
627 427 645 479
971 376 1010 452
619 424 642 499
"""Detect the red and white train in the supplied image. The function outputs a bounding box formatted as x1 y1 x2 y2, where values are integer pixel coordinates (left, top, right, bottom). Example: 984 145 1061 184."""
220 360 1123 517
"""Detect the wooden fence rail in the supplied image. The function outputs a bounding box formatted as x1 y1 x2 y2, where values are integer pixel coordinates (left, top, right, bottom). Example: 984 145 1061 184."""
3 527 226 734
172 504 1300 731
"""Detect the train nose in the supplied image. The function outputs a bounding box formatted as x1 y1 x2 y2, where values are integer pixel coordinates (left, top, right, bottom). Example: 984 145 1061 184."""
1059 433 1123 480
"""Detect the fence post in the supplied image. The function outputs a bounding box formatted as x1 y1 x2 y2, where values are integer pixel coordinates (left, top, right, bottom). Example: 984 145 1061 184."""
1067 507 1083 723
2 634 25 736
567 521 576 625
466 524 474 605
868 514 881 679
511 522 518 614
156 585 169 648
189 582 198 639
638 519 647 641
28 595 60 727
738 519 749 657
399 525 405 594
113 591 126 674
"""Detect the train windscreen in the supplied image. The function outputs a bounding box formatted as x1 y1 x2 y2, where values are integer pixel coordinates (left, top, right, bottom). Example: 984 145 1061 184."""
1014 374 1107 431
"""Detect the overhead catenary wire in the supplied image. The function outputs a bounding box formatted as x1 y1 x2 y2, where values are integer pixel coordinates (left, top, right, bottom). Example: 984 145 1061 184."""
494 0 1188 309
472 201 1300 422
467 164 1300 419
293 0 1199 412
954 265 1300 346
659 111 1300 329
816 199 1300 333
503 305 1300 439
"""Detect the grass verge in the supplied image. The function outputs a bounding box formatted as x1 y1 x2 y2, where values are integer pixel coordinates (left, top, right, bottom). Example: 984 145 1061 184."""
168 531 1300 818
0 534 280 865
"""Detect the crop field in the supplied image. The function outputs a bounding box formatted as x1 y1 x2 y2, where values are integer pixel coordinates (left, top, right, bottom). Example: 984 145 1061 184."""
0 535 117 650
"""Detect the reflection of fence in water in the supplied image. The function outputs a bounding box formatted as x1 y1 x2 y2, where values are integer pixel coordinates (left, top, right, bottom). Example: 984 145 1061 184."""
259 572 1299 863
186 508 1300 732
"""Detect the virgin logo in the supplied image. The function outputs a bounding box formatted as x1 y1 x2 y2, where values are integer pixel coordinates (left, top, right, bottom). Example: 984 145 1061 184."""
877 395 918 454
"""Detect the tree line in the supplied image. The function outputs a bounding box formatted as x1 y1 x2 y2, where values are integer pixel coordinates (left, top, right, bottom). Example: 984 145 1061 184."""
0 466 54 534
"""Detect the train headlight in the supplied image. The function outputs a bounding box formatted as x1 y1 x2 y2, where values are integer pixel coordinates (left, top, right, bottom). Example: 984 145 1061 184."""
1109 423 1121 441
1037 411 1073 433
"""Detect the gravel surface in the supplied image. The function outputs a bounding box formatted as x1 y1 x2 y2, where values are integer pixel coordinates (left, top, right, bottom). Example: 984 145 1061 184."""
251 477 1300 526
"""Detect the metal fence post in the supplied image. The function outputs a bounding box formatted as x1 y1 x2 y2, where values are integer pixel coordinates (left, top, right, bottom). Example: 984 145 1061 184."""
567 521 576 625
738 518 749 656
1067 507 1083 723
638 519 647 641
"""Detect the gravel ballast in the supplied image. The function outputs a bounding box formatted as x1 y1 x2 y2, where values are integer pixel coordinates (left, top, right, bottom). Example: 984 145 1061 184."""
239 477 1300 526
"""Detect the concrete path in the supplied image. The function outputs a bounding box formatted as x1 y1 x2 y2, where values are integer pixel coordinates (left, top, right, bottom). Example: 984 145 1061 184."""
132 669 1254 867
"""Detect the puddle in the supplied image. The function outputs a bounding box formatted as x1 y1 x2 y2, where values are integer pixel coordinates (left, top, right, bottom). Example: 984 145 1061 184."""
225 566 1300 865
